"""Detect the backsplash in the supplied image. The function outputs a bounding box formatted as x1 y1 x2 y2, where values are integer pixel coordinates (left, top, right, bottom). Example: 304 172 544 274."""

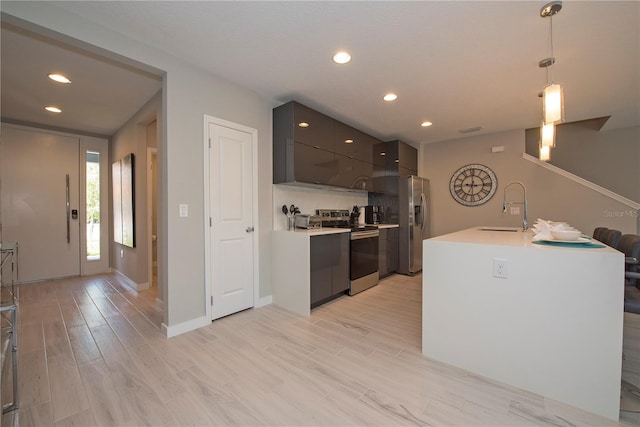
273 184 368 230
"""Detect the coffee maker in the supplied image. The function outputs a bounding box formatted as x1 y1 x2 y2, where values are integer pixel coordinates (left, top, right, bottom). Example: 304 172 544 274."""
364 205 383 224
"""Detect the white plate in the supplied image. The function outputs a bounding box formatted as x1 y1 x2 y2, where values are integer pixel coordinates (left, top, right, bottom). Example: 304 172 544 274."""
539 237 593 244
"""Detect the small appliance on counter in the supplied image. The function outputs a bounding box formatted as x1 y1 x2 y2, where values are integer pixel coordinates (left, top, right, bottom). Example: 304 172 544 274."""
364 205 383 224
294 214 322 229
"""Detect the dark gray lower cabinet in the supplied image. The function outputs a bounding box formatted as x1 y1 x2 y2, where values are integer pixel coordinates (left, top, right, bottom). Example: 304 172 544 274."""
379 227 399 278
387 228 399 274
310 233 349 307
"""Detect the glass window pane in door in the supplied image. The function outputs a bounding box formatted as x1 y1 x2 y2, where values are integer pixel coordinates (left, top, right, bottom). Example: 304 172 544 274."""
86 151 100 260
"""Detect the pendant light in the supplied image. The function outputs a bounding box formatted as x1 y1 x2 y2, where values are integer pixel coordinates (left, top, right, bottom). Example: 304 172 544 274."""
539 145 551 161
539 1 564 124
540 121 555 148
538 1 563 161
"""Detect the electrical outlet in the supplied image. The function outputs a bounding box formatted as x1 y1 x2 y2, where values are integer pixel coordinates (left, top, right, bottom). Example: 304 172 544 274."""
120 249 124 258
510 206 520 215
493 258 508 278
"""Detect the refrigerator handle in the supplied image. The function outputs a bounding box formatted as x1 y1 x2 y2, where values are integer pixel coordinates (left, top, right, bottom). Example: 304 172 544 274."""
420 193 426 234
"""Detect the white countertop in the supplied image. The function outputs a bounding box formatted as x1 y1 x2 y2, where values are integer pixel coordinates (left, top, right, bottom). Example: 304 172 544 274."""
430 226 617 253
274 228 350 237
274 223 399 236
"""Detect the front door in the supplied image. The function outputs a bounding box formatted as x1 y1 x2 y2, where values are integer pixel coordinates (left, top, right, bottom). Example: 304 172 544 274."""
206 117 255 320
1 125 81 283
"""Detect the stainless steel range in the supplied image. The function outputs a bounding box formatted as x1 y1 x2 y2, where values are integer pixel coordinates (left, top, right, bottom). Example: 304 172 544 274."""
317 209 380 295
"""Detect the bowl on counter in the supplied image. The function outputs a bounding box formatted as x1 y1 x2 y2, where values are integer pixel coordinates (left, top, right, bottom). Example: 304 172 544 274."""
551 229 582 241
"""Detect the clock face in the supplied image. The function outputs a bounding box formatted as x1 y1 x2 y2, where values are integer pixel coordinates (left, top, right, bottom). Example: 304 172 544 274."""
449 164 497 206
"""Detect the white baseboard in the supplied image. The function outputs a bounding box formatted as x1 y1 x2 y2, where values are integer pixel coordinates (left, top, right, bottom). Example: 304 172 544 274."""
257 295 272 307
111 269 138 293
110 268 149 292
162 315 210 338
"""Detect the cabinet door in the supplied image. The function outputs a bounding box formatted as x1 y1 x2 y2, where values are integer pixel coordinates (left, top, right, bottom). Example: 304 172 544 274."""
387 228 399 273
378 228 388 277
334 122 372 162
294 103 334 151
331 233 350 294
398 140 418 173
385 140 417 177
294 143 336 185
360 161 373 191
372 142 386 193
331 154 359 189
311 235 334 305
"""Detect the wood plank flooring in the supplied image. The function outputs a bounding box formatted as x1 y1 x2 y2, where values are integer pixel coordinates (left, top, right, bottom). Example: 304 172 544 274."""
1 273 639 426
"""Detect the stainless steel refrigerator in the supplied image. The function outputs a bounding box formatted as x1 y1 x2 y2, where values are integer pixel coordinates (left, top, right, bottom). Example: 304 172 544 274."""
398 176 430 275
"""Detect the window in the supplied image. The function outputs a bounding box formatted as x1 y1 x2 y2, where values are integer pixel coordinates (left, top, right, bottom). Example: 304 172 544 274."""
86 151 100 260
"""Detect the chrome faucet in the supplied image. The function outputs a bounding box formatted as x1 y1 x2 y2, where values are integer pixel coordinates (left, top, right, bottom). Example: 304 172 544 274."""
502 181 528 231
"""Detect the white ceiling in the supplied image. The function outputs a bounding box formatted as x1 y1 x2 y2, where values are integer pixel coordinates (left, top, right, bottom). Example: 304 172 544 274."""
2 1 638 145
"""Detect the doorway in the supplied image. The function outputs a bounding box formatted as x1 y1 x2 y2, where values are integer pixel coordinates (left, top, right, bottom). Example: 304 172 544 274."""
204 116 258 321
0 124 109 283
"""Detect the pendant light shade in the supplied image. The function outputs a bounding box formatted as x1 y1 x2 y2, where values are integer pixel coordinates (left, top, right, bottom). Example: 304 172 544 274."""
540 121 556 148
539 145 551 161
543 82 564 124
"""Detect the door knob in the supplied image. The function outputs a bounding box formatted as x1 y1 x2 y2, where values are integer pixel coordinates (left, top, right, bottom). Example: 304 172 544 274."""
246 226 255 233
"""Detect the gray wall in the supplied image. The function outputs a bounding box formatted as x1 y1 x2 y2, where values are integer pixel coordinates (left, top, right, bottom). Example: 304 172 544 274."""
525 122 640 203
420 129 638 237
2 2 275 329
110 92 161 287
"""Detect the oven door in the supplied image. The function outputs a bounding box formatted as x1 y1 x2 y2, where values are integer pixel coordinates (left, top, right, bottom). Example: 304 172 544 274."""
350 230 379 281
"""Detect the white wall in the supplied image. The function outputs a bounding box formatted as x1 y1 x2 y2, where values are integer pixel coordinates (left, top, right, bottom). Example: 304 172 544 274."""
420 129 638 237
273 184 368 230
1 3 275 331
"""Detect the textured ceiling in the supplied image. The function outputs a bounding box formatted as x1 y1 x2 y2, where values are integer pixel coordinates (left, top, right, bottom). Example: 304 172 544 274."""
1 1 638 144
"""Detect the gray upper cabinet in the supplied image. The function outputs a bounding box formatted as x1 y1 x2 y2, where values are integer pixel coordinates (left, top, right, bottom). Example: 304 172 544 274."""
273 101 335 185
385 140 418 177
273 100 381 190
334 122 371 163
293 103 334 151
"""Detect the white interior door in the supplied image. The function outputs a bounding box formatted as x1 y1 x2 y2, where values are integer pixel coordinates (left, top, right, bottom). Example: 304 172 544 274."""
207 119 255 320
1 126 80 283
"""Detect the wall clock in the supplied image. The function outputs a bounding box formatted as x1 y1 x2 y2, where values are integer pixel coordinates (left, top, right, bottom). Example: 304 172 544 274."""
449 164 497 206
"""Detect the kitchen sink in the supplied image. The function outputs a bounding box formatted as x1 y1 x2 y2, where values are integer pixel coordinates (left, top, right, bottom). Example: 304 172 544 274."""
478 227 520 232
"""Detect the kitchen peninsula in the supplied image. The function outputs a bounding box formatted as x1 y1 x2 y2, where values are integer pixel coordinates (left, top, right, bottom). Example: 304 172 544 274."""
422 227 624 420
272 227 350 317
272 223 400 315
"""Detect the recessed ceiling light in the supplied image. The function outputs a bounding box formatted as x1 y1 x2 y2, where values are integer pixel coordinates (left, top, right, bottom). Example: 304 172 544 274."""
345 139 354 144
421 121 433 127
333 51 351 64
298 122 310 128
48 73 71 84
45 106 62 113
383 93 397 102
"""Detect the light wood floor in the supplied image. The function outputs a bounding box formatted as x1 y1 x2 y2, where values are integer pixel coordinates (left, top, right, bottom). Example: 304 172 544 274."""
1 273 639 426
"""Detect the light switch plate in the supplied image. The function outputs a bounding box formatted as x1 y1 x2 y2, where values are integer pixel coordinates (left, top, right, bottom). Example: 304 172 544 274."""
179 204 188 217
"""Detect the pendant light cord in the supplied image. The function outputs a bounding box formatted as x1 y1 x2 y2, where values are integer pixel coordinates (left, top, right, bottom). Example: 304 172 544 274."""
548 15 555 83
